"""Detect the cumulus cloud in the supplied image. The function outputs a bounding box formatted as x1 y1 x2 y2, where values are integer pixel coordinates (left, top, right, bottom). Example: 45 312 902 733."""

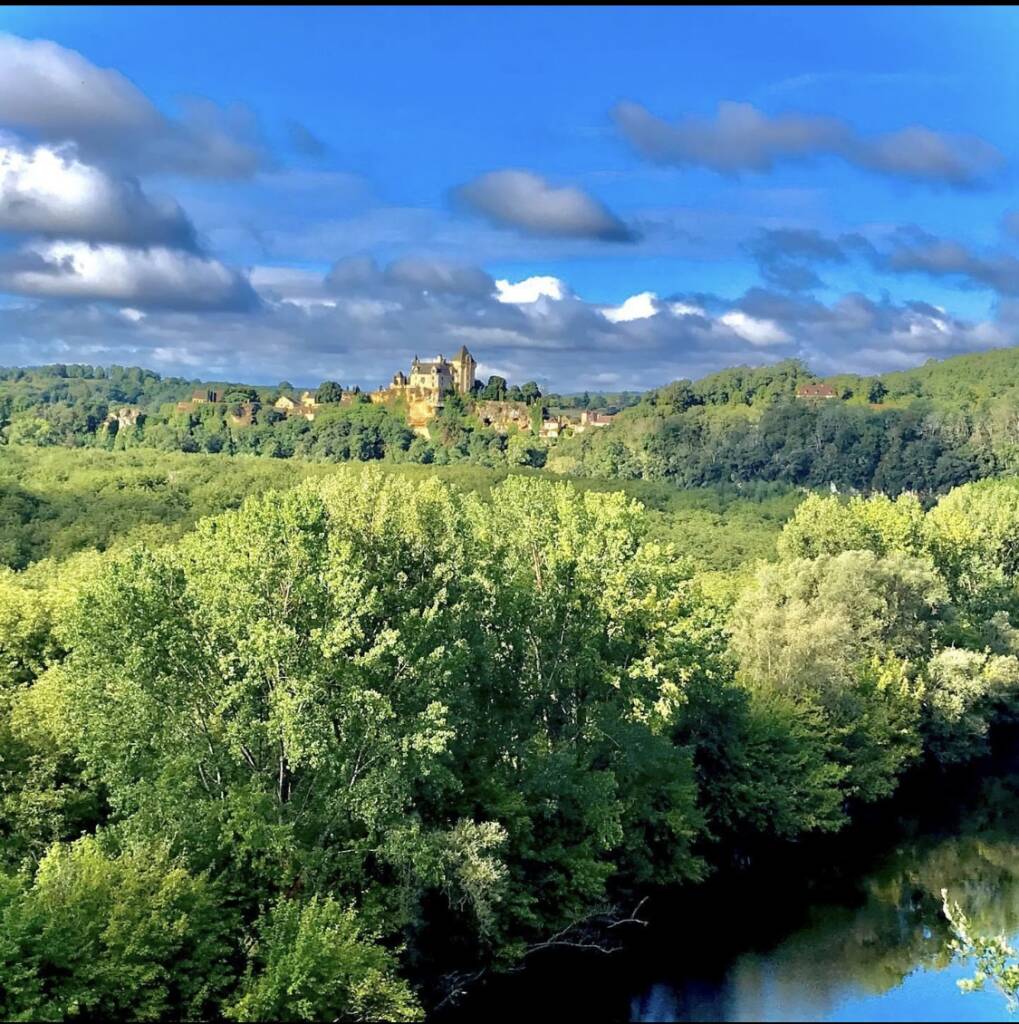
0 139 197 247
321 255 495 300
495 276 566 303
596 287 787 344
602 291 659 323
249 266 336 308
718 310 790 346
746 224 1019 298
0 33 265 177
0 240 258 311
324 255 381 291
2 261 1011 389
453 170 637 241
613 100 1004 187
669 301 707 317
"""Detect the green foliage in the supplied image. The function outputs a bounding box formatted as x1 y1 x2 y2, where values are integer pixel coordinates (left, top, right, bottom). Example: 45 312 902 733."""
926 476 1019 613
0 447 1018 1017
479 375 508 400
730 551 937 804
316 381 343 404
555 347 1019 496
923 649 1019 764
778 492 927 560
0 468 725 1012
732 551 946 688
943 891 1019 1011
8 347 1019 499
0 448 340 568
771 483 1019 773
0 836 234 1021
227 897 421 1022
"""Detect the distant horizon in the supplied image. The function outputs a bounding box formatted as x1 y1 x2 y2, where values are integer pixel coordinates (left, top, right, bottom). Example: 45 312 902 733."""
1 8 1018 389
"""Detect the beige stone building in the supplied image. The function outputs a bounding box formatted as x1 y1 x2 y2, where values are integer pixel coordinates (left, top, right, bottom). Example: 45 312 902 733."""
274 393 317 421
539 416 567 440
409 357 454 394
391 346 476 399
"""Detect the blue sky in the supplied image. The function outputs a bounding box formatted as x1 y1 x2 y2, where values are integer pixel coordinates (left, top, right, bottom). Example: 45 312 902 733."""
0 6 1017 390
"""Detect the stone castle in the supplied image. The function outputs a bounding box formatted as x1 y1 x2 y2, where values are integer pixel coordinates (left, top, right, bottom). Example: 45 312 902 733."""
175 344 616 441
374 346 477 433
387 346 477 399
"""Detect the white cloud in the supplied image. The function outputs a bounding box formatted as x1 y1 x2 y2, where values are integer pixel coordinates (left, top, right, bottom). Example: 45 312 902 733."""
669 301 707 317
495 275 566 304
0 240 256 311
250 266 335 307
0 138 196 246
339 298 398 321
0 33 154 137
151 345 204 367
602 291 659 323
718 310 790 345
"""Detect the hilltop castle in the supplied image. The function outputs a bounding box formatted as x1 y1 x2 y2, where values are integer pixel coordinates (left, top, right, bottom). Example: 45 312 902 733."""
388 346 476 398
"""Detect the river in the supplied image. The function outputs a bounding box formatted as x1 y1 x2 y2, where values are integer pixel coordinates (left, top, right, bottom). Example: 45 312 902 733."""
441 743 1019 1022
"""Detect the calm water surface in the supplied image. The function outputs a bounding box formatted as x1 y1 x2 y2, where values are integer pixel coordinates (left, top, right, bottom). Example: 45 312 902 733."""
445 755 1019 1022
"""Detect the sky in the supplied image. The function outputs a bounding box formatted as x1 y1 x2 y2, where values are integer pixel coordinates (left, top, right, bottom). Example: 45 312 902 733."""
1 6 1018 391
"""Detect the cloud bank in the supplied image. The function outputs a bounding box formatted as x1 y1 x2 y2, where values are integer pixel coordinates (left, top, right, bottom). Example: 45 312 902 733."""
0 241 257 311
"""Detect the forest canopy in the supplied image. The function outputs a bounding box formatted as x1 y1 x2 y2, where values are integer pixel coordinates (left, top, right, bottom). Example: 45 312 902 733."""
0 463 1018 1019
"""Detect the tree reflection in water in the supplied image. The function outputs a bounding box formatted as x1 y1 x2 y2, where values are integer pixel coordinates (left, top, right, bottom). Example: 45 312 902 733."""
447 766 1019 1023
634 771 1019 1022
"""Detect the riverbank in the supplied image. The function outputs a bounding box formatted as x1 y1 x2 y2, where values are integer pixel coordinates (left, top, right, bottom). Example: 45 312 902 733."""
439 731 1019 1021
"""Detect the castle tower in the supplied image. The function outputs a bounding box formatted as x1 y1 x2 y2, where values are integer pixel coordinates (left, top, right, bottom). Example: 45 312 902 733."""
450 345 476 394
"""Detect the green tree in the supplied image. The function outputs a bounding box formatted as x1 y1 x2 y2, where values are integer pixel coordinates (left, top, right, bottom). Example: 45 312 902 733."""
227 897 421 1022
943 893 1019 1011
316 381 343 404
479 376 508 401
0 837 234 1021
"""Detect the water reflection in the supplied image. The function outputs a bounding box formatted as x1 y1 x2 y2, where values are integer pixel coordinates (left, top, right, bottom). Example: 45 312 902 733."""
444 768 1019 1022
633 772 1019 1022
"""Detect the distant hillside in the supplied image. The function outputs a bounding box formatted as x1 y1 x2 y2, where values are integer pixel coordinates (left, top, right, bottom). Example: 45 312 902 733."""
825 346 1019 407
552 348 1019 496
2 346 1018 497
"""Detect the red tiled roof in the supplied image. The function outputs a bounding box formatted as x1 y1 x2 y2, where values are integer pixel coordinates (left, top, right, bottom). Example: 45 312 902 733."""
796 383 837 398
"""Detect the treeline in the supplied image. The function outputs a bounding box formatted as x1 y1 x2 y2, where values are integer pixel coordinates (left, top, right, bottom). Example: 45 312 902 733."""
554 355 1019 495
0 365 554 469
0 468 1018 1018
5 348 1019 496
144 395 553 468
